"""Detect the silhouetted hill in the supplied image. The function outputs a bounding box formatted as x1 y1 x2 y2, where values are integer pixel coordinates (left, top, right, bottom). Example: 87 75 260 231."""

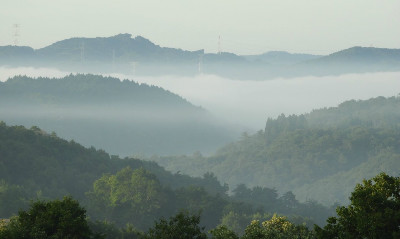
243 51 321 65
296 47 400 75
1 35 399 79
316 46 400 64
36 33 203 64
0 74 234 156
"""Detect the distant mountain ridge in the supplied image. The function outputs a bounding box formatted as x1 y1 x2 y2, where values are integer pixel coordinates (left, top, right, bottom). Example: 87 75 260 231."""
243 51 321 65
319 46 400 63
1 34 399 79
35 33 204 63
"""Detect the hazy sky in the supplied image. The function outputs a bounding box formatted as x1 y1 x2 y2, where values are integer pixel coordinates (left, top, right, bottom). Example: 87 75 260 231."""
1 0 399 55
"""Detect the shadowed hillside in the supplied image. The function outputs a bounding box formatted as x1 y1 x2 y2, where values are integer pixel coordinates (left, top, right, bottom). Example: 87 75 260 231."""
0 74 234 156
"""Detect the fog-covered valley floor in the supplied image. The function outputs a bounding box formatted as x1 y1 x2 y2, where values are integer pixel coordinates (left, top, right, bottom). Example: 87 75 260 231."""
1 66 400 131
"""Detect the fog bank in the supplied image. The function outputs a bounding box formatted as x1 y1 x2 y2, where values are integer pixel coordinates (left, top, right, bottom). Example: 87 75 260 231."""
2 66 400 131
126 72 400 130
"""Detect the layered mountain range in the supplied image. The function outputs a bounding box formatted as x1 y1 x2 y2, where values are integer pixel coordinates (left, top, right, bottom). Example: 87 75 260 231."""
1 34 399 79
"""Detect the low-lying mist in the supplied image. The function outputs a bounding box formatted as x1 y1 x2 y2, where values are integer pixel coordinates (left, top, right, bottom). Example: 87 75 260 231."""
1 66 400 131
128 72 400 130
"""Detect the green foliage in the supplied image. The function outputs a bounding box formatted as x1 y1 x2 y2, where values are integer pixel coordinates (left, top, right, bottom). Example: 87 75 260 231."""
87 167 167 228
209 225 239 239
143 211 207 239
0 123 240 232
0 196 93 239
175 186 227 229
241 215 314 239
219 211 273 236
315 173 400 239
93 167 164 212
152 95 400 206
0 180 29 218
88 220 142 239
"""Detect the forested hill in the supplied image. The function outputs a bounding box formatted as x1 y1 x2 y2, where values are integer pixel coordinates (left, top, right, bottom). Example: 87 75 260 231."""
0 122 228 200
265 95 400 133
0 74 197 109
0 122 333 231
0 74 234 156
152 95 400 205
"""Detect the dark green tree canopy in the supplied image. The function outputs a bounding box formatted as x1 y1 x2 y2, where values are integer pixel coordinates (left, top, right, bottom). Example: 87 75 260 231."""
143 211 207 239
315 172 400 239
0 196 93 239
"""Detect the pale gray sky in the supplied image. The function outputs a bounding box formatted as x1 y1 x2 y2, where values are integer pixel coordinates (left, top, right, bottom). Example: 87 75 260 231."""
1 0 399 55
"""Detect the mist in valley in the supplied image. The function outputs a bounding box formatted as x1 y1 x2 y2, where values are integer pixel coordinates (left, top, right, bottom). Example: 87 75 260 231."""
130 71 400 130
2 66 400 131
2 0 400 237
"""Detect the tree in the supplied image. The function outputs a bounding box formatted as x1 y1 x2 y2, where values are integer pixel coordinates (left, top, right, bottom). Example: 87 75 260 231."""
87 167 167 228
91 167 164 212
315 172 400 239
241 215 314 239
209 225 239 239
0 196 93 239
143 211 207 239
0 180 28 218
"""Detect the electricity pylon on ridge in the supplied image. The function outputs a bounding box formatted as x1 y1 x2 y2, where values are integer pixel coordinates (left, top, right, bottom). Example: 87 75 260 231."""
13 24 20 46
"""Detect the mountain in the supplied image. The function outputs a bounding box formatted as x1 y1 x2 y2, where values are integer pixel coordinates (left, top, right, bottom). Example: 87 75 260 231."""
0 74 234 156
243 51 321 65
151 95 400 205
0 34 242 76
296 46 400 75
314 46 400 64
1 35 399 79
35 33 203 64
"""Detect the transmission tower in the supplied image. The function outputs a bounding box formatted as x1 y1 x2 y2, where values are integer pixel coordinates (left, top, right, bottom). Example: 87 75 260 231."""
13 24 20 46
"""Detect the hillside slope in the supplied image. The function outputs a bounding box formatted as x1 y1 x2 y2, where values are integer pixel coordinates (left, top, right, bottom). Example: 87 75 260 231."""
0 74 234 155
152 95 400 205
0 122 333 230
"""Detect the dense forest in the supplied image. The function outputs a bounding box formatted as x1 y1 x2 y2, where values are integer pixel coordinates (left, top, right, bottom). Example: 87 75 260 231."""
151 95 400 205
0 122 336 235
2 170 399 238
0 74 234 156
